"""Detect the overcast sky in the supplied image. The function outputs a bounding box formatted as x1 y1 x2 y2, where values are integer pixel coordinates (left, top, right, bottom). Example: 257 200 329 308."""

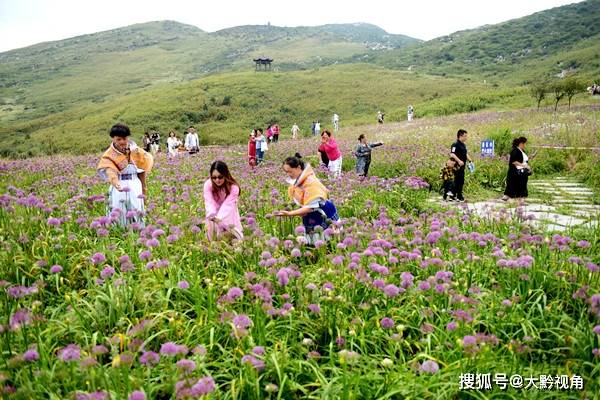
0 0 585 53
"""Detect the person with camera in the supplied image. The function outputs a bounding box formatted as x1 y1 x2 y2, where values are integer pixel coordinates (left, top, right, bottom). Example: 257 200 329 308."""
502 136 531 200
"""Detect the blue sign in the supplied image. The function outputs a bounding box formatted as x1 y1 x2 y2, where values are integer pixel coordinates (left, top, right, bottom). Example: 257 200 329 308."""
481 139 495 157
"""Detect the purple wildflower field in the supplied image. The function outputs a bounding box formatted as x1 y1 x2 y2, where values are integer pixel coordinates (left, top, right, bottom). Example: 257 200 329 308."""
0 108 599 398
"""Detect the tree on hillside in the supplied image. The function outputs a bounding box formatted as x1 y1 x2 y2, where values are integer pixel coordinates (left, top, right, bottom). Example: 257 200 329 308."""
563 77 585 109
529 81 548 109
551 81 566 111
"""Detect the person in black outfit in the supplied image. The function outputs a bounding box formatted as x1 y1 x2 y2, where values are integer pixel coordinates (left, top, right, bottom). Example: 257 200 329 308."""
449 129 472 202
502 137 531 200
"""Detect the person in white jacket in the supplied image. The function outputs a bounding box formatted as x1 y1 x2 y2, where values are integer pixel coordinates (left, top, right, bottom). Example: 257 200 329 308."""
185 126 200 153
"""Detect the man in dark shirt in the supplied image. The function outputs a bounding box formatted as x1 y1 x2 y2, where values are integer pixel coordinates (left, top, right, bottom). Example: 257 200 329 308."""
449 129 472 202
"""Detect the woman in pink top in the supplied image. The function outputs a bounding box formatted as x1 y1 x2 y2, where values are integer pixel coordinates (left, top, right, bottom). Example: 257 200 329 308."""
318 130 343 177
203 161 243 241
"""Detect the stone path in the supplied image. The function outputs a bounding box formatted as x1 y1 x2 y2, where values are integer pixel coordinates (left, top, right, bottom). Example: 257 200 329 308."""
429 177 599 232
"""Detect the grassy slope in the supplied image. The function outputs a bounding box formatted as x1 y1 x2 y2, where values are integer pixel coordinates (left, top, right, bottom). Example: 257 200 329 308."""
371 0 600 82
0 64 502 156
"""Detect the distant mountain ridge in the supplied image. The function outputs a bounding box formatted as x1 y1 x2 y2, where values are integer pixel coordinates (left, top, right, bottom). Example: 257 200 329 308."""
1 0 599 157
372 0 600 80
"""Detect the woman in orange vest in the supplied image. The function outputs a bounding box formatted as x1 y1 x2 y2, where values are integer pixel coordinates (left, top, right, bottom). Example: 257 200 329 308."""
97 123 153 227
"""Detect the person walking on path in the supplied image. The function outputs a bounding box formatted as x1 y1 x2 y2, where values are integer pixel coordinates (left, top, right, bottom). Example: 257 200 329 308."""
274 153 340 245
354 134 383 177
203 160 243 241
502 137 531 200
318 130 342 178
97 123 153 227
449 129 472 202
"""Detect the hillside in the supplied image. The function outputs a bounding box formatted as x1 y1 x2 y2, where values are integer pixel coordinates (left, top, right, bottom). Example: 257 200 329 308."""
0 64 499 157
371 0 600 81
1 0 600 157
0 21 418 124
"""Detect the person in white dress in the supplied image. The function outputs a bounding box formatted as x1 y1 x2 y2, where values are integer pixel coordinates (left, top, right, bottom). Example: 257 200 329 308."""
97 123 154 227
167 131 182 158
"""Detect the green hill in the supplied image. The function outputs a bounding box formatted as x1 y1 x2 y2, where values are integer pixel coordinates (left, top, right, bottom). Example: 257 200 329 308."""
371 0 600 81
1 0 600 157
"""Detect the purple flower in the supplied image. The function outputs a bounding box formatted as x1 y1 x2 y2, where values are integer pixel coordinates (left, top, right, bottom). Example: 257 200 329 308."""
176 359 196 373
160 342 187 356
252 346 265 355
420 360 440 374
177 280 190 289
190 376 215 396
446 321 458 331
227 287 243 300
91 253 106 265
290 248 302 258
593 325 600 335
58 344 81 361
232 314 252 329
50 265 63 274
308 304 321 314
242 354 266 371
47 217 61 226
23 348 39 362
128 391 146 400
462 335 477 347
100 266 115 279
383 284 401 298
139 250 151 260
139 351 160 366
10 308 32 330
380 317 394 329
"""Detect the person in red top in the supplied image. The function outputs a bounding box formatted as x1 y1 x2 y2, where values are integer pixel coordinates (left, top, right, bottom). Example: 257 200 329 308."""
272 124 280 143
318 130 343 178
248 129 257 167
265 125 274 143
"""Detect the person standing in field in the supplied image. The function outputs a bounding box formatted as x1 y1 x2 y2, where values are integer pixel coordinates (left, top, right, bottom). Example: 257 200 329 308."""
407 105 414 121
318 130 342 178
167 131 182 158
311 121 316 136
502 137 531 200
142 132 151 152
255 128 267 164
185 126 200 154
274 153 340 245
248 130 257 167
332 113 340 132
97 123 153 227
377 111 385 124
291 123 300 139
449 129 472 202
314 120 321 136
272 124 280 143
150 131 161 155
203 161 243 241
354 134 383 177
